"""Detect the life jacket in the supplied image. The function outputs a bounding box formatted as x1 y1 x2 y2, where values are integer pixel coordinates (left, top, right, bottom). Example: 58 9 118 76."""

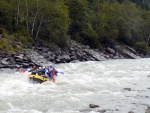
52 70 55 76
32 69 37 75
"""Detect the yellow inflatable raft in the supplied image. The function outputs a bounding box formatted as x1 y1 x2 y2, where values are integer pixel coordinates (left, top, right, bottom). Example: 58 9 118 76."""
29 74 48 84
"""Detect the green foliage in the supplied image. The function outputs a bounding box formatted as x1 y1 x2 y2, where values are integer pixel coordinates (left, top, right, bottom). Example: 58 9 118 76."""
36 0 70 48
0 38 19 54
134 41 149 54
68 0 88 39
114 0 146 46
1 0 150 53
10 33 33 45
81 24 101 49
0 0 14 30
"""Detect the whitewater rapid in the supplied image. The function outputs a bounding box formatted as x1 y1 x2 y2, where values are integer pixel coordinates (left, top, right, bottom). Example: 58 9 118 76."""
0 58 150 113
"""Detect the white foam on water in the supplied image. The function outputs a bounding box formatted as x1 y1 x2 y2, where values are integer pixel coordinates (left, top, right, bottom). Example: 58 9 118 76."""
0 58 150 113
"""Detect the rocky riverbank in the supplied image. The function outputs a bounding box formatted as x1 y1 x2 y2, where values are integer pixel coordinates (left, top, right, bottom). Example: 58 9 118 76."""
0 40 148 69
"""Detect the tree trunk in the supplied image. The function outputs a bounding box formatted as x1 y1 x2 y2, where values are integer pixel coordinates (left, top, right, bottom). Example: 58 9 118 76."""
36 13 44 39
26 0 30 35
16 0 20 26
147 30 150 47
31 0 39 37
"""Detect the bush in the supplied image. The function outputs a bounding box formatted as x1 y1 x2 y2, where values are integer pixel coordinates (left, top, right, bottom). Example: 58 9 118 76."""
0 38 16 53
134 41 149 54
8 33 33 45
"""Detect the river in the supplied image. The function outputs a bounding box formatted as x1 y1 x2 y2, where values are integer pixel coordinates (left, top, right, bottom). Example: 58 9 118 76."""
0 58 150 113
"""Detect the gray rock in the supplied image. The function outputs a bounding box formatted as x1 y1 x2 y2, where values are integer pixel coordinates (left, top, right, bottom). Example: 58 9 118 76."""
0 64 4 68
145 106 150 113
1 58 10 65
9 57 16 65
105 47 116 55
97 109 106 113
22 63 30 68
89 104 99 108
123 88 131 91
80 109 92 112
128 111 134 113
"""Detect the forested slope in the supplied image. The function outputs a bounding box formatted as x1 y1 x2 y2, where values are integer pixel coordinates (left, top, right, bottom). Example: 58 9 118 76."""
0 0 150 54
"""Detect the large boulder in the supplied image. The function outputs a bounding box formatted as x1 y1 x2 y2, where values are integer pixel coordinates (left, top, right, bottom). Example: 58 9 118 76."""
105 47 116 55
145 106 150 113
1 58 10 65
89 104 99 108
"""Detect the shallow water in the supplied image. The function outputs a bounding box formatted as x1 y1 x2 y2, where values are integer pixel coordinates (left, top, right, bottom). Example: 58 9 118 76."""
0 58 150 113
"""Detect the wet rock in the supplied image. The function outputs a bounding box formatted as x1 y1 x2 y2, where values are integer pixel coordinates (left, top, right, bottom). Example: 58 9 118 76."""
105 47 116 55
80 109 92 112
0 40 146 69
14 54 24 59
22 63 30 68
128 111 134 113
1 58 10 65
42 47 49 52
59 55 71 63
15 58 23 62
9 65 17 69
114 45 140 59
89 104 99 108
125 46 137 55
9 57 16 65
145 106 150 113
123 88 131 91
0 64 4 68
70 60 79 63
42 52 49 59
97 109 106 113
80 108 106 113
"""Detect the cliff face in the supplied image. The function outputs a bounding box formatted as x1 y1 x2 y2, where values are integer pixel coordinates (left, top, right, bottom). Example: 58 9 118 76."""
0 40 146 69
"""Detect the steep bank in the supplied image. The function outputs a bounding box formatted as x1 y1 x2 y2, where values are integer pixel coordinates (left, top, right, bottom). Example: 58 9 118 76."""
0 40 147 69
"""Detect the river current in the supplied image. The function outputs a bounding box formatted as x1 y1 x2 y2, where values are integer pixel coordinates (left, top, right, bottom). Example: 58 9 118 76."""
0 58 150 113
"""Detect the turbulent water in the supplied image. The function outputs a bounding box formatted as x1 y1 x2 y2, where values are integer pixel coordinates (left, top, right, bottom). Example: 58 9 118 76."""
0 58 150 113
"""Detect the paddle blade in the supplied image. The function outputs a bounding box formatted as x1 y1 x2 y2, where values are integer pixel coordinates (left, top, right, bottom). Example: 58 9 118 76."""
59 72 64 74
19 69 25 73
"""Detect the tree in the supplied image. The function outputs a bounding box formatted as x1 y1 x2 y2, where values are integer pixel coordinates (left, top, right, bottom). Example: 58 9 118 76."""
116 0 146 46
68 0 88 40
36 0 70 47
0 0 13 31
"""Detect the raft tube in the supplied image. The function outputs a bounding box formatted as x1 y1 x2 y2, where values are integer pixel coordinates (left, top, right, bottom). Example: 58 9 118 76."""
29 74 48 84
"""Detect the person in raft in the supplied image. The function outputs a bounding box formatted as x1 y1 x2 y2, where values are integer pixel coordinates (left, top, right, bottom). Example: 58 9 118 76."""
28 65 37 75
47 64 58 82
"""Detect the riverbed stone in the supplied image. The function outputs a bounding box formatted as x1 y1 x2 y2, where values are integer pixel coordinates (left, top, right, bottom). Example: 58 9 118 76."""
128 111 134 113
97 109 106 113
123 88 131 91
89 104 99 108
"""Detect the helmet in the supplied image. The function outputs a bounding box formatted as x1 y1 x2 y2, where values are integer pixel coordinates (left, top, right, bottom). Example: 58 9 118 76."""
33 66 36 69
39 67 41 69
50 64 53 67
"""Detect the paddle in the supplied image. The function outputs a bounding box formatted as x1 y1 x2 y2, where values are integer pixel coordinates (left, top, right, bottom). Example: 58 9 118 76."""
19 69 26 73
58 72 64 74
